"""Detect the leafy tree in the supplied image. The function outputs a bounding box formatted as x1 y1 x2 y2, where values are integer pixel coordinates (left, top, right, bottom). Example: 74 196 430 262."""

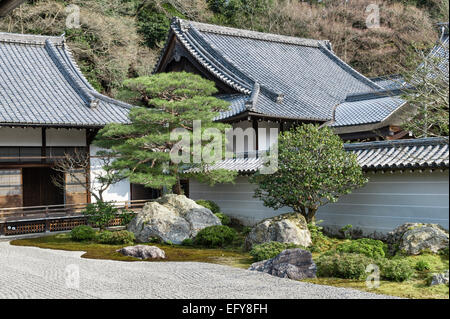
94 72 237 195
250 124 367 223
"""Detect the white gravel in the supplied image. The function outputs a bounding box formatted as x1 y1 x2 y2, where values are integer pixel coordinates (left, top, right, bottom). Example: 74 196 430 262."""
0 241 397 299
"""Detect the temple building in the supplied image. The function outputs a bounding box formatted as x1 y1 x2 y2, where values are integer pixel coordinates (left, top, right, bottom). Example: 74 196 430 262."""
155 18 449 234
0 18 448 236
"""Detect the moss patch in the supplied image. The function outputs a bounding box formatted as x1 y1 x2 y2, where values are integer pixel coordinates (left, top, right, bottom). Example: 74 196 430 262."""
10 234 253 269
302 277 449 299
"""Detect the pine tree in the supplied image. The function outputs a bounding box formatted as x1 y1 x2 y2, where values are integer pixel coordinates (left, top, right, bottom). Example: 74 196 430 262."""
94 72 237 195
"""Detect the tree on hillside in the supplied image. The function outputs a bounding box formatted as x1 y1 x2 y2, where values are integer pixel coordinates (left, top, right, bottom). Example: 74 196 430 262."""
250 124 367 223
94 72 237 195
400 45 449 138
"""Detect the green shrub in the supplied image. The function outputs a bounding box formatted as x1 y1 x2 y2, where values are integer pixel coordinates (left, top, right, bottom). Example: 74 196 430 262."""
242 226 252 236
439 246 449 257
119 210 135 226
181 238 194 246
380 259 414 282
307 221 332 253
196 199 221 214
96 230 135 245
83 201 118 230
335 238 387 259
415 260 431 271
339 224 353 239
250 241 302 262
316 253 374 280
70 225 96 242
194 225 237 248
215 213 231 225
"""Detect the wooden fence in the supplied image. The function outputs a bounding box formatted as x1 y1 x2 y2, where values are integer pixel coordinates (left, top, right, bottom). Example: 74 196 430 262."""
0 199 150 236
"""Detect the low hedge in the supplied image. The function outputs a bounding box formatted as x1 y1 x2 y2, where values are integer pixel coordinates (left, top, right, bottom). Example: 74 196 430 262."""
215 213 231 225
196 200 221 214
316 252 375 280
379 258 414 282
96 230 135 245
70 225 96 241
250 241 302 261
335 238 387 259
193 225 237 248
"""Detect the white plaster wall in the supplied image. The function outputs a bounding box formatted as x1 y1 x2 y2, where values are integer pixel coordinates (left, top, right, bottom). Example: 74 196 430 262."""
46 128 86 146
89 145 130 203
257 121 279 151
230 121 255 154
0 127 42 146
189 170 449 233
230 121 279 153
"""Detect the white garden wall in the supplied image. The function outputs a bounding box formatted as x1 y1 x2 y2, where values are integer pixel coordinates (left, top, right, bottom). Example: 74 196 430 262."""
189 170 449 234
89 145 130 203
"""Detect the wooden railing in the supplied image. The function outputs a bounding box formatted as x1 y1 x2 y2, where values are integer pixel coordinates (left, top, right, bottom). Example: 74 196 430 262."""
0 199 150 222
0 199 153 236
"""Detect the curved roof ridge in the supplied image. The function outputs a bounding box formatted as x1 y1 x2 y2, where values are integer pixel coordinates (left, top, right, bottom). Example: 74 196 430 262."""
318 43 383 92
178 18 328 48
0 32 64 45
184 25 254 92
345 89 405 102
44 39 95 106
59 43 133 109
345 137 449 151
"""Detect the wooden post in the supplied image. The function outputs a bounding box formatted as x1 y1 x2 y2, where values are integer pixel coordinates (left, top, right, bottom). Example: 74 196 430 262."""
45 205 50 232
252 118 259 157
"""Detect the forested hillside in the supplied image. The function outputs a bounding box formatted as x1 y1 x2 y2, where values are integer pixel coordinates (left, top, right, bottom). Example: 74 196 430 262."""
1 0 447 97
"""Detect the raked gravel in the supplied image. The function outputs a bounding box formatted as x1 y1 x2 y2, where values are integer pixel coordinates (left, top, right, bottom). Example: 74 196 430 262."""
0 241 398 299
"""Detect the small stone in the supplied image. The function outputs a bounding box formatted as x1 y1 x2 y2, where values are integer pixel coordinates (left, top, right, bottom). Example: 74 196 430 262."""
430 270 449 286
117 245 166 259
249 248 316 280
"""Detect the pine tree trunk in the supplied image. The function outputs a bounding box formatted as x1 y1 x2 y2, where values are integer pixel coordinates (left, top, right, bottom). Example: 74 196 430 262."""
174 178 182 195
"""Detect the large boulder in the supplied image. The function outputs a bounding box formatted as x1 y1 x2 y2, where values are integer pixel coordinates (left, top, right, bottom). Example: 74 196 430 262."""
249 248 316 280
387 223 449 255
117 245 166 259
245 213 312 250
128 195 221 244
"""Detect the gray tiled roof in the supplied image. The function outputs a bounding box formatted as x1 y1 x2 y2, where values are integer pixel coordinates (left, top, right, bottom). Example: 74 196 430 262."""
332 25 449 129
330 91 406 127
160 18 383 122
196 138 449 173
370 74 406 90
346 137 449 170
0 32 131 127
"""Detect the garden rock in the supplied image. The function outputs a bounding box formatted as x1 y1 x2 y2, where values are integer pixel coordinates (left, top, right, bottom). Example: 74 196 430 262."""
249 248 316 280
387 223 449 255
128 195 221 244
117 245 166 259
245 213 312 250
430 270 449 286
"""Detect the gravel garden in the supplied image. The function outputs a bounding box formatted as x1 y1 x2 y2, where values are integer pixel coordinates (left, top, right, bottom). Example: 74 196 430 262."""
10 195 449 299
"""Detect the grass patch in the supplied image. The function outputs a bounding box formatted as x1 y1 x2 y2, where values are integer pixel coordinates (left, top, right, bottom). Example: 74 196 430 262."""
302 277 449 299
10 234 253 269
303 252 449 299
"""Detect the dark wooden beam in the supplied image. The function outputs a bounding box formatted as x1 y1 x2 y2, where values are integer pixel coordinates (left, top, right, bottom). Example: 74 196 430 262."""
252 118 259 152
41 127 46 164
